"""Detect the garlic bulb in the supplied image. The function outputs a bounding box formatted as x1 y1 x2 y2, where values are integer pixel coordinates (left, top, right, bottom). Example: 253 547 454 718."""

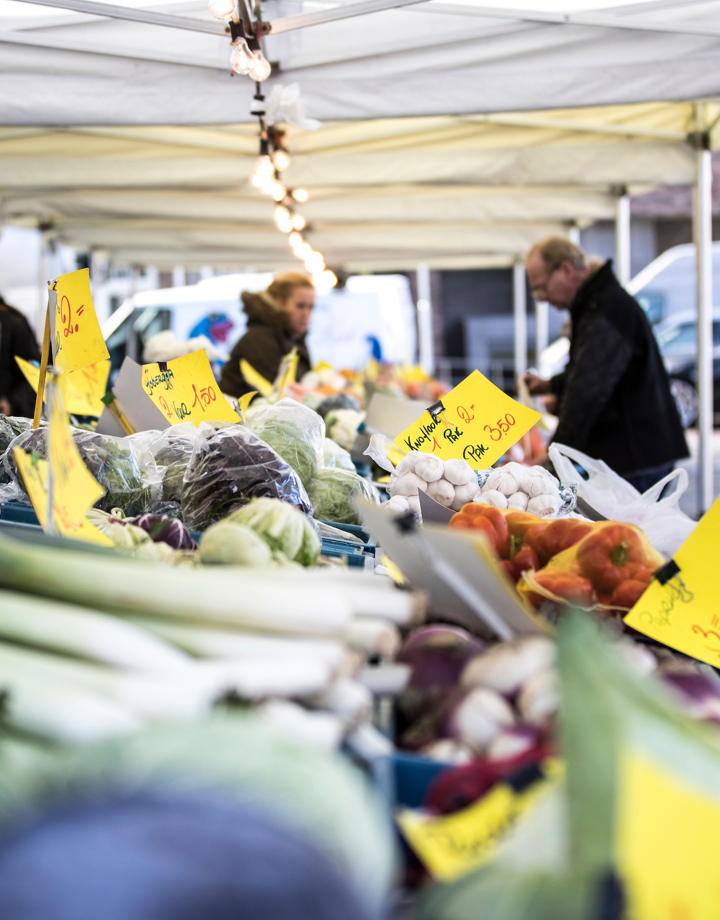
481 489 508 508
443 459 475 486
427 478 455 507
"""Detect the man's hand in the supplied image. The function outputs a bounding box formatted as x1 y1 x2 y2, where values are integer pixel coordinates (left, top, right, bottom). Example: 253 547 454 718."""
523 373 553 396
0 398 11 417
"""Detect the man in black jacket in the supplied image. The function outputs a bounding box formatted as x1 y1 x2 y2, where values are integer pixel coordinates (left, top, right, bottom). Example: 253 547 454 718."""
523 237 689 492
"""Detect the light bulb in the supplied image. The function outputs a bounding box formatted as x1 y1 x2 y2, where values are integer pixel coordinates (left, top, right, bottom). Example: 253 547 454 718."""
313 269 337 290
289 232 303 248
251 155 274 189
278 220 293 233
305 252 325 273
208 0 236 19
292 188 308 203
270 182 286 202
274 205 290 223
247 50 272 82
296 243 312 260
291 214 306 231
230 41 255 75
273 149 290 171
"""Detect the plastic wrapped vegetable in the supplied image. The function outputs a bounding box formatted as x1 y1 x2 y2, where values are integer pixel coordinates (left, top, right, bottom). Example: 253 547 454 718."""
248 398 325 489
4 426 162 518
228 497 321 567
198 521 273 566
0 416 32 482
149 424 196 506
323 438 356 472
308 469 380 525
181 423 312 531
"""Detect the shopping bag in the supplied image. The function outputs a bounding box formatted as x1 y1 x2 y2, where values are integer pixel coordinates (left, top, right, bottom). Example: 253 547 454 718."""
548 443 695 558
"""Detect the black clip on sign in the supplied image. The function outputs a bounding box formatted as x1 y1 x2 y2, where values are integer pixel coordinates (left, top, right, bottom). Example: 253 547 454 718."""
654 558 680 586
427 399 451 429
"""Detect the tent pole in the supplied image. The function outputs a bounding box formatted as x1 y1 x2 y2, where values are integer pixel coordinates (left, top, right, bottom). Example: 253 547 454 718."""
615 188 631 286
692 104 714 515
416 263 434 376
513 260 527 377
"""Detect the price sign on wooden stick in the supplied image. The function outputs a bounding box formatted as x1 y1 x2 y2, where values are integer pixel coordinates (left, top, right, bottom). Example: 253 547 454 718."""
142 350 240 427
394 370 542 467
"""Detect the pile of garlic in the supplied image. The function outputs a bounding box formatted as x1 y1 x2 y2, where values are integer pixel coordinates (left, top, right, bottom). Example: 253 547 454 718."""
386 452 478 516
475 461 561 517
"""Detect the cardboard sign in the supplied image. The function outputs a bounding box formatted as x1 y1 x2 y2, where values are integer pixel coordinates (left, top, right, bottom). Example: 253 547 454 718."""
394 370 541 466
617 749 720 920
142 350 240 427
398 760 561 882
49 269 109 374
16 356 110 417
624 495 720 667
358 500 548 640
240 360 272 398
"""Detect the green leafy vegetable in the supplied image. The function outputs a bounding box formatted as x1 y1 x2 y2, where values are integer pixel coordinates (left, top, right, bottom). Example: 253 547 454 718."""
4 426 162 517
181 423 312 532
228 497 320 567
323 438 356 472
150 424 195 505
198 521 273 566
0 417 32 483
249 398 325 488
308 469 380 525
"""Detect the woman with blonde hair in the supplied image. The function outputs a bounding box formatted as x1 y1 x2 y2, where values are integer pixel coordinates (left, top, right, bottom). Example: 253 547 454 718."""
220 272 315 398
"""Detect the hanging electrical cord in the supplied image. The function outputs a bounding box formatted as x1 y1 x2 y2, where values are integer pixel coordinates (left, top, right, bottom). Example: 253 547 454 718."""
209 0 336 288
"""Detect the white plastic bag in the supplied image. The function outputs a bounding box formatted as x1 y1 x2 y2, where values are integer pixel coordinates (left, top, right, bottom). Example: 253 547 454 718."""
549 442 696 558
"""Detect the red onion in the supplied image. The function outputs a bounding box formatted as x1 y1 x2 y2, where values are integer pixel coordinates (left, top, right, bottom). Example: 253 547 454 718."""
398 625 485 691
128 514 197 550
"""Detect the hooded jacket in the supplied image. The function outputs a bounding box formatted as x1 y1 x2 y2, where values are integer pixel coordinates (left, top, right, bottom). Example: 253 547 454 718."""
219 291 311 398
0 303 40 417
550 260 689 474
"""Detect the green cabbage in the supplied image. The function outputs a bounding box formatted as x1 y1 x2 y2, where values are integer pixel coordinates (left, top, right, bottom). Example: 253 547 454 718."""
198 520 273 566
323 438 356 472
308 469 380 525
228 497 320 567
249 399 325 489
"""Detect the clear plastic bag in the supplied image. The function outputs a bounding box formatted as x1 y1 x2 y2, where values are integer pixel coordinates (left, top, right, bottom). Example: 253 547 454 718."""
308 468 380 525
549 443 696 557
181 422 313 531
148 423 197 507
474 462 577 517
4 425 163 518
0 416 33 483
248 397 325 488
323 437 356 472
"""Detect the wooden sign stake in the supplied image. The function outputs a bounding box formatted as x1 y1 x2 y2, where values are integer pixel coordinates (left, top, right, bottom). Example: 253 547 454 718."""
32 305 51 429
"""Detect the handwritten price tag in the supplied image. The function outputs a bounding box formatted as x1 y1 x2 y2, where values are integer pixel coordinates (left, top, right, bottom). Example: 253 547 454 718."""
50 269 109 374
15 356 110 417
13 383 111 546
624 495 720 666
397 760 560 881
142 350 240 427
617 749 720 920
394 370 542 466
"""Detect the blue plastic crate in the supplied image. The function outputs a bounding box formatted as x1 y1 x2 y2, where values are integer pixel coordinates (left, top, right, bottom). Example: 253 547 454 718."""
318 520 374 544
0 502 40 526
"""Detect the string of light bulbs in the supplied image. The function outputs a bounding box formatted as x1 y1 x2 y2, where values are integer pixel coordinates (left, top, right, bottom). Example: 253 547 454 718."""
209 0 337 289
250 124 337 290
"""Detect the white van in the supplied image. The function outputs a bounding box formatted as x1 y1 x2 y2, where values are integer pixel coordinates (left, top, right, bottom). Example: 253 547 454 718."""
101 272 418 376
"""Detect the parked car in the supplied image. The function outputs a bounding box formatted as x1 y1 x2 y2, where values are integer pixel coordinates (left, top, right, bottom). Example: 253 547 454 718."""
653 311 720 427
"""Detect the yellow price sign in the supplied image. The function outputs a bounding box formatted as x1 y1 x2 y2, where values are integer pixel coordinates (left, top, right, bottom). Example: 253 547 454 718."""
50 269 109 374
13 384 111 546
397 760 560 881
142 350 240 427
240 360 272 398
624 495 720 667
394 370 541 466
16 356 110 417
617 749 720 920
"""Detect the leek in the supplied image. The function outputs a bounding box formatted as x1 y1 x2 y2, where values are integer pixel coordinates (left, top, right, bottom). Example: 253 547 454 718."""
0 532 351 637
0 589 190 673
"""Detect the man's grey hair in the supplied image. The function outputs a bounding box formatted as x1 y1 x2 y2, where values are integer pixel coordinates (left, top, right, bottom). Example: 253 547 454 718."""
526 236 589 272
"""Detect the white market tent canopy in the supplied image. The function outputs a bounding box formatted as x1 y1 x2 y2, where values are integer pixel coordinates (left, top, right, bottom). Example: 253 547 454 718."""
0 0 718 510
